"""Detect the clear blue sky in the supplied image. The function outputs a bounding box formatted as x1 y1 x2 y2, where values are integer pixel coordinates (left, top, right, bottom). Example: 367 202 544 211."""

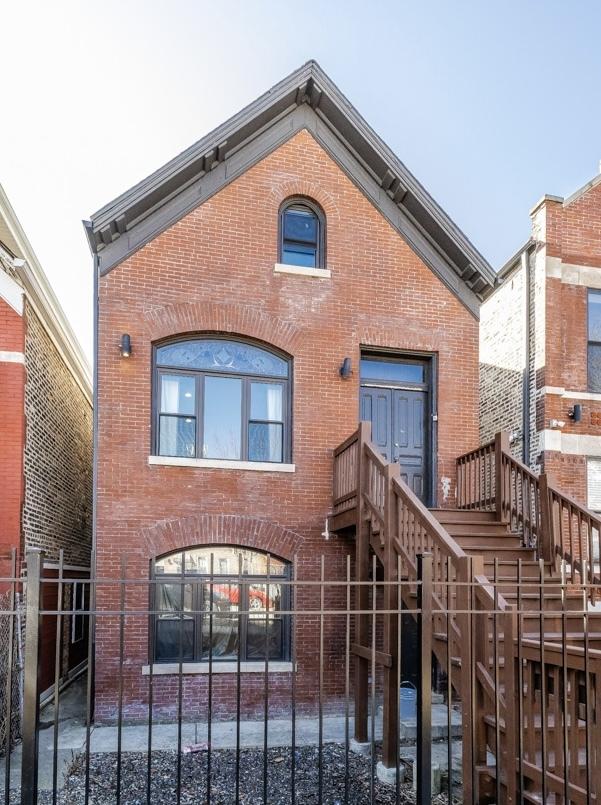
2 0 601 360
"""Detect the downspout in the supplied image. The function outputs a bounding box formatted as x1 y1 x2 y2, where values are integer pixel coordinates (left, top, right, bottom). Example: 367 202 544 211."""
522 248 531 466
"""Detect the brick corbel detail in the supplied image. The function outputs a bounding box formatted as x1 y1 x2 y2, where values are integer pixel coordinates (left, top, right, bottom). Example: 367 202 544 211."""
142 301 303 355
139 514 302 564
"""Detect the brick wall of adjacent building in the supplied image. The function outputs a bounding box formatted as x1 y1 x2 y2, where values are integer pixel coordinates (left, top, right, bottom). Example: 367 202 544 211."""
479 259 527 458
482 178 601 517
536 186 601 502
0 256 25 576
96 129 482 722
22 303 93 566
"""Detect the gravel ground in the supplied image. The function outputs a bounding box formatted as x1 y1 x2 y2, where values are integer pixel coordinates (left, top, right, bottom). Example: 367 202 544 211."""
27 745 460 804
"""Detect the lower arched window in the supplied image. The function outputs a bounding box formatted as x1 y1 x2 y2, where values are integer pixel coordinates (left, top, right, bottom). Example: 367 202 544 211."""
152 546 290 664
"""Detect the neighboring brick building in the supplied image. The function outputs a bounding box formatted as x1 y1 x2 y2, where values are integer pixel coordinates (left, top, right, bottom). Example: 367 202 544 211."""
0 184 93 699
480 169 601 509
85 61 496 722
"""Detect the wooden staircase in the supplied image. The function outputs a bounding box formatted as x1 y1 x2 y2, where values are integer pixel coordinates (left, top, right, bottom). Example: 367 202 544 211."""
331 424 601 804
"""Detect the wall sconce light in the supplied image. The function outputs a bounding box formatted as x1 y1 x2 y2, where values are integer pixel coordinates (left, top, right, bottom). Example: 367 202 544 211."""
339 357 352 379
568 404 582 422
120 333 132 358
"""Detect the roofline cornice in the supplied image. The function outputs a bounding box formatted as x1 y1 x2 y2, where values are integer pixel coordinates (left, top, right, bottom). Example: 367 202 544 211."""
0 185 92 401
86 60 495 302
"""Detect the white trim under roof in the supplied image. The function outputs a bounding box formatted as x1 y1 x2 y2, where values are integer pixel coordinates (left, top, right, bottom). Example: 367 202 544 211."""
0 184 92 402
0 265 24 315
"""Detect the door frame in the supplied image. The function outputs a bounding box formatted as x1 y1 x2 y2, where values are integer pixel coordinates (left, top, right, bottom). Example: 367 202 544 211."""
359 348 438 507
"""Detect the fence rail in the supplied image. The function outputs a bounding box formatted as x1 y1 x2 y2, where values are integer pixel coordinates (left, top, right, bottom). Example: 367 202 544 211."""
2 551 601 803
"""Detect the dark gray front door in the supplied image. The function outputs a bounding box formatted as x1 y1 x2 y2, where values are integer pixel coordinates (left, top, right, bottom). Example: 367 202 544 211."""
360 356 430 502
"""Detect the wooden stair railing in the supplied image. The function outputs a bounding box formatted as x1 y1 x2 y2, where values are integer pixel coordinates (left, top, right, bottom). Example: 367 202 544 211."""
333 423 518 801
333 425 601 801
456 431 601 603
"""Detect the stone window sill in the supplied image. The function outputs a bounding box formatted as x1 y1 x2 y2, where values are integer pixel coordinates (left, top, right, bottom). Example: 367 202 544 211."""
142 661 295 676
148 456 295 472
273 263 331 279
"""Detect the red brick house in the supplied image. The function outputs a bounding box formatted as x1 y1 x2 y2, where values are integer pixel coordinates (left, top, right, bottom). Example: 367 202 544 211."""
480 169 601 526
85 61 496 723
0 184 93 702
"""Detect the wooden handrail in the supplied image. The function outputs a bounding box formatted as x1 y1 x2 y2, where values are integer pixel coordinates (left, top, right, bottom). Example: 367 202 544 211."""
334 425 600 800
457 430 601 602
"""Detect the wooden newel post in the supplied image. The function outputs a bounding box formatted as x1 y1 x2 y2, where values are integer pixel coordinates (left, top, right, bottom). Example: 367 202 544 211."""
354 422 371 744
495 431 510 523
539 472 556 564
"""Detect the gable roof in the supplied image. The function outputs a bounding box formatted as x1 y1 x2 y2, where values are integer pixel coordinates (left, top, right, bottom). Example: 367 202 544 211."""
84 60 496 316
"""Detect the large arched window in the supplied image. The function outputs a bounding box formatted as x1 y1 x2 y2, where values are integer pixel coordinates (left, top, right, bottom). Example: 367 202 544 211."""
152 545 290 664
279 197 325 269
153 337 291 462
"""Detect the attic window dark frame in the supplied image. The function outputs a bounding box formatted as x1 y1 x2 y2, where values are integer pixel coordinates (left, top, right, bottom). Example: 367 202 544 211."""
278 197 325 269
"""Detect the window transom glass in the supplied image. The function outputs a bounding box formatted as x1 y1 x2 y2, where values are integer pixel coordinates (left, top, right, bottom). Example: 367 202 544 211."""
154 338 291 462
152 546 290 664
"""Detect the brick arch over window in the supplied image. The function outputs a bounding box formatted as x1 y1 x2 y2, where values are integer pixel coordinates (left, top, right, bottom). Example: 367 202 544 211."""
143 301 303 355
267 179 340 223
139 514 302 566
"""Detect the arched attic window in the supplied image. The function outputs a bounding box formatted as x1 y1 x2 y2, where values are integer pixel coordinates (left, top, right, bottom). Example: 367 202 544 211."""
153 337 291 463
279 197 325 269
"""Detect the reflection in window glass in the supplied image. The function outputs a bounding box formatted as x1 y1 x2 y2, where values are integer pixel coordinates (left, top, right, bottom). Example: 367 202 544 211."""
589 291 601 342
282 205 319 268
360 359 424 384
589 291 601 392
248 423 283 462
159 415 196 457
201 583 239 659
160 375 195 414
250 383 283 421
152 547 289 664
155 338 290 462
246 583 283 660
203 376 242 459
155 583 194 662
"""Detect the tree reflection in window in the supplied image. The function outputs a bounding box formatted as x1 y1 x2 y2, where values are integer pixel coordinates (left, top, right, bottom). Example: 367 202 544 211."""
152 546 290 663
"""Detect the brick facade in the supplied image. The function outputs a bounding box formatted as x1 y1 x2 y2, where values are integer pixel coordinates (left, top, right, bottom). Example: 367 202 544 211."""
0 256 26 574
22 303 93 565
480 173 601 507
95 129 482 722
0 188 93 702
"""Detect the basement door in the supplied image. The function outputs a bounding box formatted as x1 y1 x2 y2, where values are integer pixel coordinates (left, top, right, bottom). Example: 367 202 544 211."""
359 355 431 503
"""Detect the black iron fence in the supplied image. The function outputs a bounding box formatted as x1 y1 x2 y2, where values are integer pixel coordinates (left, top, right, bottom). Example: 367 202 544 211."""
1 549 601 804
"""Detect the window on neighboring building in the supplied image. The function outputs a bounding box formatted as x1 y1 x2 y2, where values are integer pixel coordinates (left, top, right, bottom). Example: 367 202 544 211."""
154 338 291 463
151 546 290 664
587 458 601 564
588 290 601 392
279 198 324 268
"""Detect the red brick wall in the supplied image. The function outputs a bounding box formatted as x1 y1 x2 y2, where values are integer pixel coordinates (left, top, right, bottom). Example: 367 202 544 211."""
537 187 601 499
0 297 25 580
96 130 480 721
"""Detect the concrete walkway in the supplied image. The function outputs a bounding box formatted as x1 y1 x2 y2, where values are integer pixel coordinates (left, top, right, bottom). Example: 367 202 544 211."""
1 676 463 793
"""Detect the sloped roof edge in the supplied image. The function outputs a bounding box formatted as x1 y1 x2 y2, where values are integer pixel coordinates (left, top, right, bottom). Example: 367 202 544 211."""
86 60 496 303
0 184 92 400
